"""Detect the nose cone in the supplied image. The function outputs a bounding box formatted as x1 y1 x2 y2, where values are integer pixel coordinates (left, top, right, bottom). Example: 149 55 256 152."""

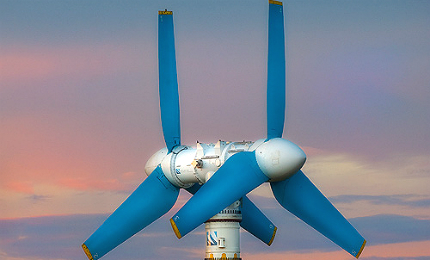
255 138 306 181
144 147 168 176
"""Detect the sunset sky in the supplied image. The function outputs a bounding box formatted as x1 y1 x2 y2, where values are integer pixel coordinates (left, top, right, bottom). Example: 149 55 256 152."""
1 0 429 260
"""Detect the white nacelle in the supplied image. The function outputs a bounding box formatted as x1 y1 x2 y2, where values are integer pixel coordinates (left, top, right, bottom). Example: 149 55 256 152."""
144 138 306 187
160 146 205 188
144 141 254 188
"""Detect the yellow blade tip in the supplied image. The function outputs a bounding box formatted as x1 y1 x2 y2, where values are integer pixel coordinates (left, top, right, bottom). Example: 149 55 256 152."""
170 218 182 239
356 239 366 258
267 226 277 246
269 0 283 6
82 243 93 260
158 9 173 15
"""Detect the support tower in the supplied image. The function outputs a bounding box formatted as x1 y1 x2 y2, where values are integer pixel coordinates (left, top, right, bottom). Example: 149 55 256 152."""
205 200 242 260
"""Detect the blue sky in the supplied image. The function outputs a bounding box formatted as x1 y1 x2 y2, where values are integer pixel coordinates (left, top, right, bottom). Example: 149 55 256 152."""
1 0 430 259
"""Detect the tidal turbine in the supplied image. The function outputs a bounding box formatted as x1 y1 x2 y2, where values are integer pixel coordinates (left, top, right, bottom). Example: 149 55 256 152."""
82 1 366 259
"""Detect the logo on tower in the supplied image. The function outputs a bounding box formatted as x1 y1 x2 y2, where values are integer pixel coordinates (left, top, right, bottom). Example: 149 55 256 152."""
206 231 218 246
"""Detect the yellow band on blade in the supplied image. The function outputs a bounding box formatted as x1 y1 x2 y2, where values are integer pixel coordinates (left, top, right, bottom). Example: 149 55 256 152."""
356 240 366 258
268 226 277 246
159 10 173 15
269 0 283 6
170 218 182 239
82 244 93 260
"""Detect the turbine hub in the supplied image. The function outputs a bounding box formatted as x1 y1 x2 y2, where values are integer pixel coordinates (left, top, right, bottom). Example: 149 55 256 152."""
144 147 168 176
255 138 306 181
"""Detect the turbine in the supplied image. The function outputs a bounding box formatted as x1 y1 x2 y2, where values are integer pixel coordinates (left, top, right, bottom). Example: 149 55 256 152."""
82 1 366 259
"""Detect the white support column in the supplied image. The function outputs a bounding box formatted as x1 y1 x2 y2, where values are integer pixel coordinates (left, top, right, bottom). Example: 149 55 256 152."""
204 200 242 260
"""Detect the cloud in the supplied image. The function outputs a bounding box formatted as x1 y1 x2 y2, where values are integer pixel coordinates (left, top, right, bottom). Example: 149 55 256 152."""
302 152 430 199
0 42 149 88
359 240 430 260
354 215 430 245
4 182 34 194
330 194 430 209
362 257 430 260
1 214 429 260
246 151 430 220
0 214 105 260
242 241 430 260
57 171 145 193
58 178 128 192
0 52 53 83
25 195 51 203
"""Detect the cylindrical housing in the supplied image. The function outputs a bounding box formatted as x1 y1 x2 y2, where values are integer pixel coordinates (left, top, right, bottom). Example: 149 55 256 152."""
204 200 242 260
205 221 240 260
174 148 198 183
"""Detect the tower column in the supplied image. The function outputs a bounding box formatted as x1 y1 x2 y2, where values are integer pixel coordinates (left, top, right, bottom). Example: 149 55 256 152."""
204 200 242 260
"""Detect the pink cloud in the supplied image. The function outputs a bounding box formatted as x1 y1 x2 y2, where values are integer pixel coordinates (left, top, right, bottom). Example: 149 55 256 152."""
0 52 53 82
0 43 142 86
58 177 129 192
121 171 139 181
360 240 430 259
1 114 149 187
301 146 327 156
242 240 430 260
5 181 34 194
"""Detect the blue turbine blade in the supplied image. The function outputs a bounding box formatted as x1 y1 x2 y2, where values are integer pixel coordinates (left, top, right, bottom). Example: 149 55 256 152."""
271 171 366 258
267 1 286 139
170 152 269 238
82 166 179 260
158 10 181 152
241 196 277 246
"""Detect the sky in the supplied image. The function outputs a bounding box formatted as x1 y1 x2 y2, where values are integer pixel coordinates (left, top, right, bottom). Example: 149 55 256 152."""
1 0 430 259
